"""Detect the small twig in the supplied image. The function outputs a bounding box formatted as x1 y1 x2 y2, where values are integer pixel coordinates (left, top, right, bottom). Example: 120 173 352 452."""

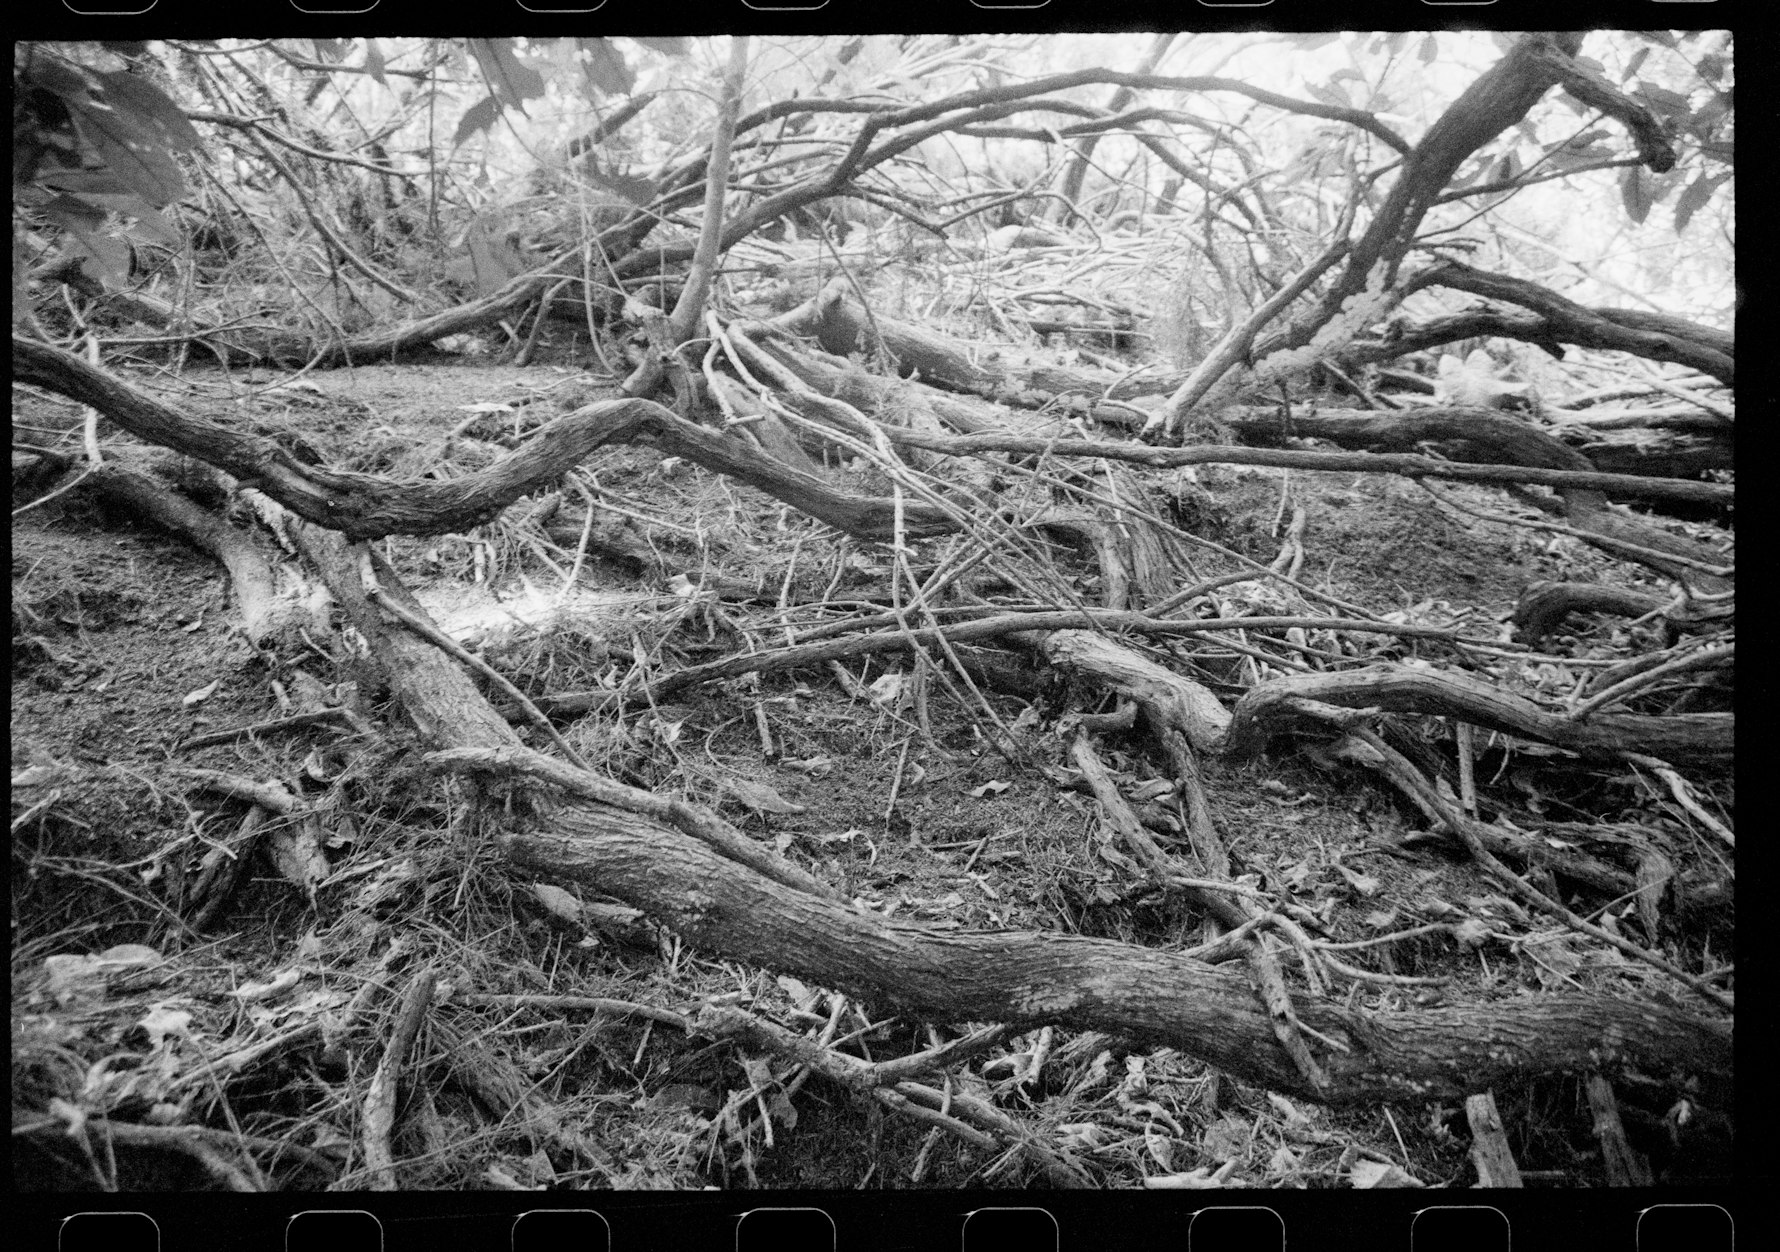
751 699 776 759
12 463 96 517
1624 753 1734 848
1455 720 1477 817
362 967 437 1190
179 706 369 751
884 734 914 833
1569 644 1732 721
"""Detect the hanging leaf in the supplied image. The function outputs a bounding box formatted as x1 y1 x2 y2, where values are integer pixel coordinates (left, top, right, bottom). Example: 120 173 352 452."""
467 38 545 115
1692 92 1730 130
451 95 503 149
1697 140 1733 168
98 72 202 153
1620 166 1654 224
1546 136 1613 173
1418 36 1439 65
632 37 690 58
1622 47 1651 83
1672 172 1725 233
1634 83 1692 119
363 40 387 87
36 167 134 196
37 192 109 231
67 231 133 289
576 38 636 98
61 72 201 207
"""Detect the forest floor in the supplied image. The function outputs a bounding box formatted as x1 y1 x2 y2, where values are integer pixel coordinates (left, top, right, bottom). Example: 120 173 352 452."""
11 357 1727 1190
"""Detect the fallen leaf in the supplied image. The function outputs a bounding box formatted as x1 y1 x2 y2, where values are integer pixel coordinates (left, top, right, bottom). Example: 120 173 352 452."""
182 679 221 707
867 673 907 706
138 1005 194 1046
781 756 834 777
533 883 582 923
1144 1160 1240 1189
232 970 303 1002
1349 1158 1425 1188
1453 918 1491 948
721 776 806 815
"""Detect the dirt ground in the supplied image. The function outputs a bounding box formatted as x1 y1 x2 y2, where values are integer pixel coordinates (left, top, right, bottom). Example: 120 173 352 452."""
11 357 1730 1190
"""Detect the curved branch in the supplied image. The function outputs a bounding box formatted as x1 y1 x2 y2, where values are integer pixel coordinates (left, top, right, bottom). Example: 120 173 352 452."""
11 335 955 542
1409 260 1732 384
1221 664 1732 765
1280 33 1586 349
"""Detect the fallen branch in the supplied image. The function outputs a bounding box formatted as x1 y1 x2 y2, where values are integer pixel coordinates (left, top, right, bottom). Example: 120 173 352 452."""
888 413 1730 509
1221 664 1731 765
281 516 1728 1106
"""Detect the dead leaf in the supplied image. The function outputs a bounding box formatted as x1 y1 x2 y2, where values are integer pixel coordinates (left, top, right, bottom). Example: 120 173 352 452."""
181 679 221 707
232 969 303 1002
720 775 805 815
1266 1092 1311 1128
1203 1115 1252 1160
266 817 330 902
775 976 819 1011
138 1005 194 1046
968 779 1012 798
533 883 582 923
781 756 834 777
866 672 907 706
1145 1129 1175 1171
1144 1160 1240 1189
1453 918 1491 948
1333 861 1380 897
1349 1158 1425 1188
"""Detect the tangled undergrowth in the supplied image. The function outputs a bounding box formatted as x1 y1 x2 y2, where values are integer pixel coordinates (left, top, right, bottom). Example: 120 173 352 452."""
12 358 1732 1189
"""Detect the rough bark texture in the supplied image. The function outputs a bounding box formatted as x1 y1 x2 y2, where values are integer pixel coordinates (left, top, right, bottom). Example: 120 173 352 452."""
13 335 955 543
280 514 1730 1110
1222 665 1731 765
508 810 1730 1108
